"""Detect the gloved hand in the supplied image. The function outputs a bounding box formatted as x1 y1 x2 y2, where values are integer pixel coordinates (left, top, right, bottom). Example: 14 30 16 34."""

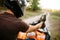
41 22 46 29
40 14 46 22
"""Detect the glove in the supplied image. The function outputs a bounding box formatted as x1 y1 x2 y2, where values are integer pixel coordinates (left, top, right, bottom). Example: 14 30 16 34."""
40 14 46 22
41 22 46 29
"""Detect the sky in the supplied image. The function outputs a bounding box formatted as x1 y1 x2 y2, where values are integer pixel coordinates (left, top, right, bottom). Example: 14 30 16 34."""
40 0 60 10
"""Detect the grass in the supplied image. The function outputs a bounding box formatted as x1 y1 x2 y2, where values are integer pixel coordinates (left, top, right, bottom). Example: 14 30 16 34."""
49 12 60 40
22 10 42 19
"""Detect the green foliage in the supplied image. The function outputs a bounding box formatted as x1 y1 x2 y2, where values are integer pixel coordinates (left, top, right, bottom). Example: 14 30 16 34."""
51 11 60 17
0 0 3 7
31 0 40 11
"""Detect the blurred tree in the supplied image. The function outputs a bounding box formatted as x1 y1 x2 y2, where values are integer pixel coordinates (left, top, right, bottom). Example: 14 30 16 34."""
31 0 40 11
26 0 30 2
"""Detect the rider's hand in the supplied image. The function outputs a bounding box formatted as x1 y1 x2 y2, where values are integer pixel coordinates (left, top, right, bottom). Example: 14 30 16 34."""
41 22 45 29
40 15 46 22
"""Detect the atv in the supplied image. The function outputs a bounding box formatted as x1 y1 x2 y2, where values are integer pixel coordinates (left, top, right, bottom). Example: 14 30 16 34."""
17 13 50 40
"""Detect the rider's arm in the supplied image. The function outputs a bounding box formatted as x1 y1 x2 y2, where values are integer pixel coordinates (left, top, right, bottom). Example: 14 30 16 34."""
26 22 43 32
18 19 43 32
